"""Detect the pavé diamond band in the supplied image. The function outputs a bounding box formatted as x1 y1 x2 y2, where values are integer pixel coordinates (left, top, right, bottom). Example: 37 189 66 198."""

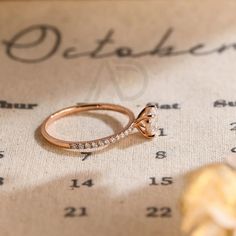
40 103 158 153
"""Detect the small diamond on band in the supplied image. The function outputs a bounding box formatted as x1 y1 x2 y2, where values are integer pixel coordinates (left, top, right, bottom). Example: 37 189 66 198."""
91 142 98 148
70 143 77 149
85 143 91 149
104 139 110 145
98 140 105 146
110 137 116 143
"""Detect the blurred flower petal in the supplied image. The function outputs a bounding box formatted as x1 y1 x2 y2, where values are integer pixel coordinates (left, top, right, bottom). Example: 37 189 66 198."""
181 164 236 236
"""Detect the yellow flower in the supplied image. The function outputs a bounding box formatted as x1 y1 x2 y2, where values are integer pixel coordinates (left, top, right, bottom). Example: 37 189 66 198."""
181 164 236 236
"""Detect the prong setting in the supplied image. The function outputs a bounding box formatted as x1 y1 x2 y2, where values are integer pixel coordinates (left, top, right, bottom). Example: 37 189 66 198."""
134 105 158 138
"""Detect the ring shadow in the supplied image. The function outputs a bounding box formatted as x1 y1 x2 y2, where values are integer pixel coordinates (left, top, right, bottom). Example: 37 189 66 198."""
35 111 147 158
0 171 182 236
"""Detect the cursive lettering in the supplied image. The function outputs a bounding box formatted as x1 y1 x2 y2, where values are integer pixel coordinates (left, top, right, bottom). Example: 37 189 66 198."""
2 24 236 63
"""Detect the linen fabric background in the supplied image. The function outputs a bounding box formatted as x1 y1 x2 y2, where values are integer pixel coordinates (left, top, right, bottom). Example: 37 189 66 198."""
0 1 236 236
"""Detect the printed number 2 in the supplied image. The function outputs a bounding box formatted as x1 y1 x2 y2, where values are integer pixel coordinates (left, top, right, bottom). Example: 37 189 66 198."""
230 122 236 131
64 207 87 217
146 207 172 217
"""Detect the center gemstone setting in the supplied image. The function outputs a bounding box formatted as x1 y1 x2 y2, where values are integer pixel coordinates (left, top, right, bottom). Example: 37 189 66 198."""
134 104 158 138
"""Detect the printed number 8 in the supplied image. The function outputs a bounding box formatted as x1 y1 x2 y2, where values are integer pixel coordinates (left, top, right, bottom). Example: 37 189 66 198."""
156 151 167 159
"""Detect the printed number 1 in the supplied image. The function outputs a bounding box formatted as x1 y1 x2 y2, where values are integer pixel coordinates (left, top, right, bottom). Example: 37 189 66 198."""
158 128 167 136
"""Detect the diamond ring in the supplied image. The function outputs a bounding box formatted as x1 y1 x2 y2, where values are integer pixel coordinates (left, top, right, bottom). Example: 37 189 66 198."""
40 103 158 153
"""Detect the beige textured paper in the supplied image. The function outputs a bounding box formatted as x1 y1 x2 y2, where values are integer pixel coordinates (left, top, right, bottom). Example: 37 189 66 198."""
1 1 236 236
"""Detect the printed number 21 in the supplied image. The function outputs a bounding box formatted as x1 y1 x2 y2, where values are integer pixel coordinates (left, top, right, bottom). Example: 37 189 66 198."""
64 207 87 217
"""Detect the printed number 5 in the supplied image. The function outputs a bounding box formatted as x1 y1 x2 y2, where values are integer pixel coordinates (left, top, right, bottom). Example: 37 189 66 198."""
0 177 4 185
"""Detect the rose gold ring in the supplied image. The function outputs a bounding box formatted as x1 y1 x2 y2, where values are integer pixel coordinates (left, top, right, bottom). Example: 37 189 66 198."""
40 103 158 153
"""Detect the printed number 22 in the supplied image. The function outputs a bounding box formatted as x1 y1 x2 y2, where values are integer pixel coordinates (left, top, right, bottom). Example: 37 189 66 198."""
146 207 172 217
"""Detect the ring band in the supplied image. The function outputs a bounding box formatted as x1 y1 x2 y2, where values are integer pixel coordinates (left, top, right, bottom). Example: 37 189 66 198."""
40 103 158 152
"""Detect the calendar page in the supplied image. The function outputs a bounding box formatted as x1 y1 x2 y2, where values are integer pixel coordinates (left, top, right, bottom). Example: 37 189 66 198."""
1 1 236 236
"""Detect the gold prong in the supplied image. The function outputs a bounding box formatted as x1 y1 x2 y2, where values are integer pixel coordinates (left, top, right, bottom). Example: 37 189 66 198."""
134 105 158 139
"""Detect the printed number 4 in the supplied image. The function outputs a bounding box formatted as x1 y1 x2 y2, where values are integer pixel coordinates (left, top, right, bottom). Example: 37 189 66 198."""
0 151 4 159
